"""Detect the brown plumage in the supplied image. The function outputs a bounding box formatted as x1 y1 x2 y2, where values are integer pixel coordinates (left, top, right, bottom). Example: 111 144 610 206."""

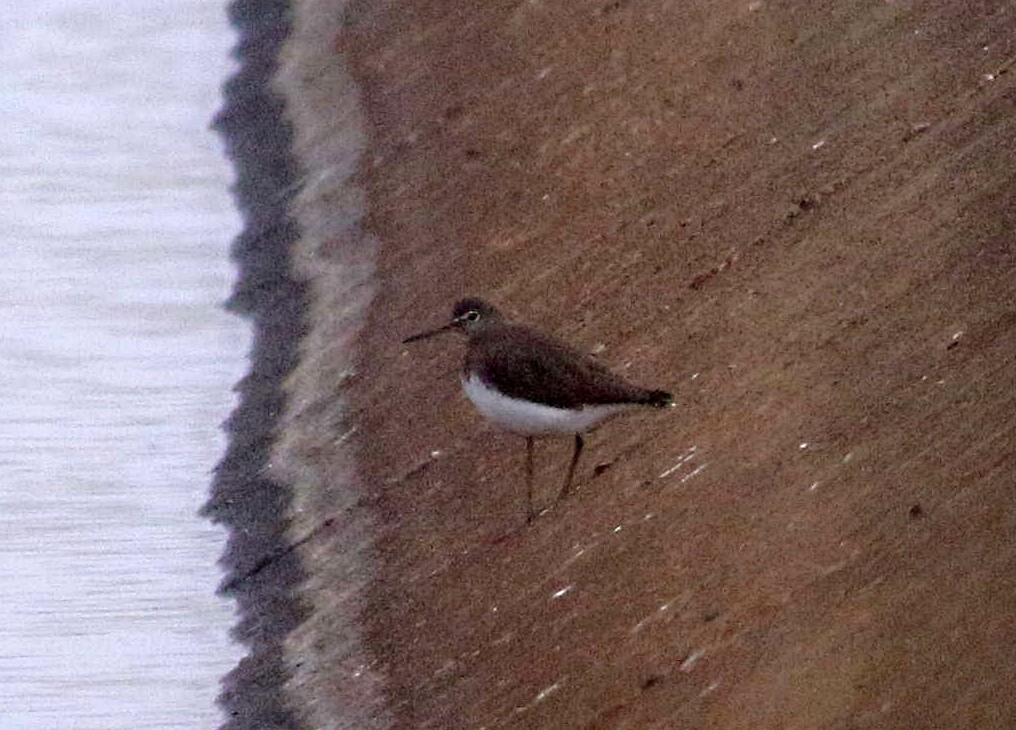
465 323 671 410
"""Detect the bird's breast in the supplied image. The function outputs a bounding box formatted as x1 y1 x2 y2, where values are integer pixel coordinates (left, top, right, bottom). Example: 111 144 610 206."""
461 375 627 436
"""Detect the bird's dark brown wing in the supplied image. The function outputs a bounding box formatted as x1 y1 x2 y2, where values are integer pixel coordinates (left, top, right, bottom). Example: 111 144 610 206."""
466 325 665 409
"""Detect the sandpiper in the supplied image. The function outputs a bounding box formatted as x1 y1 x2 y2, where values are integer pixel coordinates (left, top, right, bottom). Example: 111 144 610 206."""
403 298 672 522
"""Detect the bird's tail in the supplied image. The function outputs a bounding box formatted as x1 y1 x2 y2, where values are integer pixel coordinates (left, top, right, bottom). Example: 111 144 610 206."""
639 389 673 408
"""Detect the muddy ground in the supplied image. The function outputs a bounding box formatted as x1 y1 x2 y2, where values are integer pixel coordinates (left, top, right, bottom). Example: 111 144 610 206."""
229 0 1016 728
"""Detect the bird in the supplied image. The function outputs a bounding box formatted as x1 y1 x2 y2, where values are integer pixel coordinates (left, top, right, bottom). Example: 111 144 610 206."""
403 297 672 522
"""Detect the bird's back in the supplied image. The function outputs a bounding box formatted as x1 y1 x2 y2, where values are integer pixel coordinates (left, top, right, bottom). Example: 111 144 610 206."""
465 324 670 410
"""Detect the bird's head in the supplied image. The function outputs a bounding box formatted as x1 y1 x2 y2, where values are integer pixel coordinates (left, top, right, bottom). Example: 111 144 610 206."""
402 297 504 343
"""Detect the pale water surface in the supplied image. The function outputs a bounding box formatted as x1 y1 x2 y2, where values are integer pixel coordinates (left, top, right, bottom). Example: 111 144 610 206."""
1 2 246 728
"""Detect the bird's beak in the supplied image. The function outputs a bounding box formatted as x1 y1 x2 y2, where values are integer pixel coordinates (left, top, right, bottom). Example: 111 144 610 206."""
402 321 456 344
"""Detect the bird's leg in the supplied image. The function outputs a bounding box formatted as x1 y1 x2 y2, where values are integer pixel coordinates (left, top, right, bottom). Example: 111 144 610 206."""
561 434 584 498
525 436 536 523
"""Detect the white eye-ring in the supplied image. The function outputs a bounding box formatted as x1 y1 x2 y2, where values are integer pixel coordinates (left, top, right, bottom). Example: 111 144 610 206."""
464 310 480 322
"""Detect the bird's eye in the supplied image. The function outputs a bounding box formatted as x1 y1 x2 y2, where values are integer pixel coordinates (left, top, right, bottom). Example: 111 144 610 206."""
464 310 480 322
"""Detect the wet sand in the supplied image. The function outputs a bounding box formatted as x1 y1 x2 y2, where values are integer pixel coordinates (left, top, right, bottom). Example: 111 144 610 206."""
206 1 306 728
222 0 1016 727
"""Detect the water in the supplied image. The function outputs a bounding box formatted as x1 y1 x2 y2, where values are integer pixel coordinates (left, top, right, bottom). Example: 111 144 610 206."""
1 2 246 728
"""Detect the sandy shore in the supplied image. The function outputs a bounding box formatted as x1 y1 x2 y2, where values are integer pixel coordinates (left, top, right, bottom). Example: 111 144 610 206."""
218 0 1016 727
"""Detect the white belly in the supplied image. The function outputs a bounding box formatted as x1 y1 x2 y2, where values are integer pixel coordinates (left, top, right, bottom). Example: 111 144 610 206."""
462 375 628 436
